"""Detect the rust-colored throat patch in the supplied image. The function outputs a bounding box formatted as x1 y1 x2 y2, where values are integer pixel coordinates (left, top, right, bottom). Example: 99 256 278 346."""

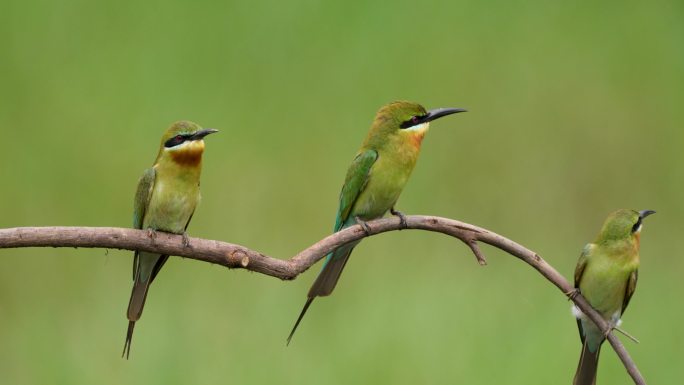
169 140 205 166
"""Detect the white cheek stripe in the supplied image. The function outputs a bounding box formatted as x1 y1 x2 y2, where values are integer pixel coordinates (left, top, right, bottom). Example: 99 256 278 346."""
404 122 429 132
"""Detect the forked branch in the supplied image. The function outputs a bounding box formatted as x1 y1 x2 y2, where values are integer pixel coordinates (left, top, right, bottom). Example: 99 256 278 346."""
0 215 645 384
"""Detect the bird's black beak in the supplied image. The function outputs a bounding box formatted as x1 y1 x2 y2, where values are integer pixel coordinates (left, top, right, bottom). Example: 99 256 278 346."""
639 210 656 219
191 128 219 140
425 107 467 123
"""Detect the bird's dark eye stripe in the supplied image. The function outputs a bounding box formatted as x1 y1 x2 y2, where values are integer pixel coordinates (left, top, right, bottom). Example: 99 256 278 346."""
164 134 189 148
631 217 642 233
400 115 427 129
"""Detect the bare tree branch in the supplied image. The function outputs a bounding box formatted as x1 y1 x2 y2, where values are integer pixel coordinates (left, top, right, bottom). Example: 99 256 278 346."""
0 215 645 384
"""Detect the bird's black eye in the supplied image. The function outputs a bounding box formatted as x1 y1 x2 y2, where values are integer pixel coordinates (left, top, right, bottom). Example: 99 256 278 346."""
400 115 425 129
631 217 642 233
164 134 186 148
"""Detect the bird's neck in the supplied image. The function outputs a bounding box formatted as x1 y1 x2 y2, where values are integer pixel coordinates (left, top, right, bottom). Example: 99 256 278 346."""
155 147 204 181
633 232 641 250
405 130 426 149
392 129 427 157
361 131 424 173
599 237 640 264
398 122 429 150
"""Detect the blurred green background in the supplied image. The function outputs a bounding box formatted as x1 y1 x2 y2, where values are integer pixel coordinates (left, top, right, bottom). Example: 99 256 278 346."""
1 0 682 384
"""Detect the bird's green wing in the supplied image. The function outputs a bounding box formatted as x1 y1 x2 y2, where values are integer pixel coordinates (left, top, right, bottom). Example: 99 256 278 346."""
574 244 592 288
133 168 156 229
622 269 638 314
334 149 378 231
574 243 592 343
132 167 156 279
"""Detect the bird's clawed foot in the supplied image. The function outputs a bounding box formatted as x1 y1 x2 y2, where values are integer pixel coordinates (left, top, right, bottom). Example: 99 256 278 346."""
390 207 408 229
565 288 580 301
146 228 158 243
603 323 616 339
355 216 372 236
182 232 191 248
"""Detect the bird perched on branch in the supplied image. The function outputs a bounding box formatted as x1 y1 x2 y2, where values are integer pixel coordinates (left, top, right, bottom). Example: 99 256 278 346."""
287 101 466 344
572 209 655 385
122 121 218 358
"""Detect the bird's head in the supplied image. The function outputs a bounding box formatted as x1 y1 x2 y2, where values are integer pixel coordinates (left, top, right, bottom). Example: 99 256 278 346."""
156 121 218 166
366 101 466 149
596 209 656 246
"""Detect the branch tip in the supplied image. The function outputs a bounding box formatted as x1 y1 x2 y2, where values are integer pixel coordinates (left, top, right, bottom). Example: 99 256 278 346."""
614 327 640 344
466 239 487 266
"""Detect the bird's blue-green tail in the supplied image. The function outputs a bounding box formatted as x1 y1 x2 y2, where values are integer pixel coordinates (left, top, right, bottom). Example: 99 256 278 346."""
286 242 357 345
308 242 356 297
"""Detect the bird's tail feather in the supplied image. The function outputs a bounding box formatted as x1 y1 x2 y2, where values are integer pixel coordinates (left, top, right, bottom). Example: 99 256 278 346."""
122 321 135 359
286 297 314 346
573 340 601 385
122 278 151 359
127 278 151 321
286 243 356 345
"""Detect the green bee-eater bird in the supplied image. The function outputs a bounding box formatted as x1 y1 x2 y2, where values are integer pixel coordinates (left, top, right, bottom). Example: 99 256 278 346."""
572 209 655 385
287 101 466 344
122 121 218 359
